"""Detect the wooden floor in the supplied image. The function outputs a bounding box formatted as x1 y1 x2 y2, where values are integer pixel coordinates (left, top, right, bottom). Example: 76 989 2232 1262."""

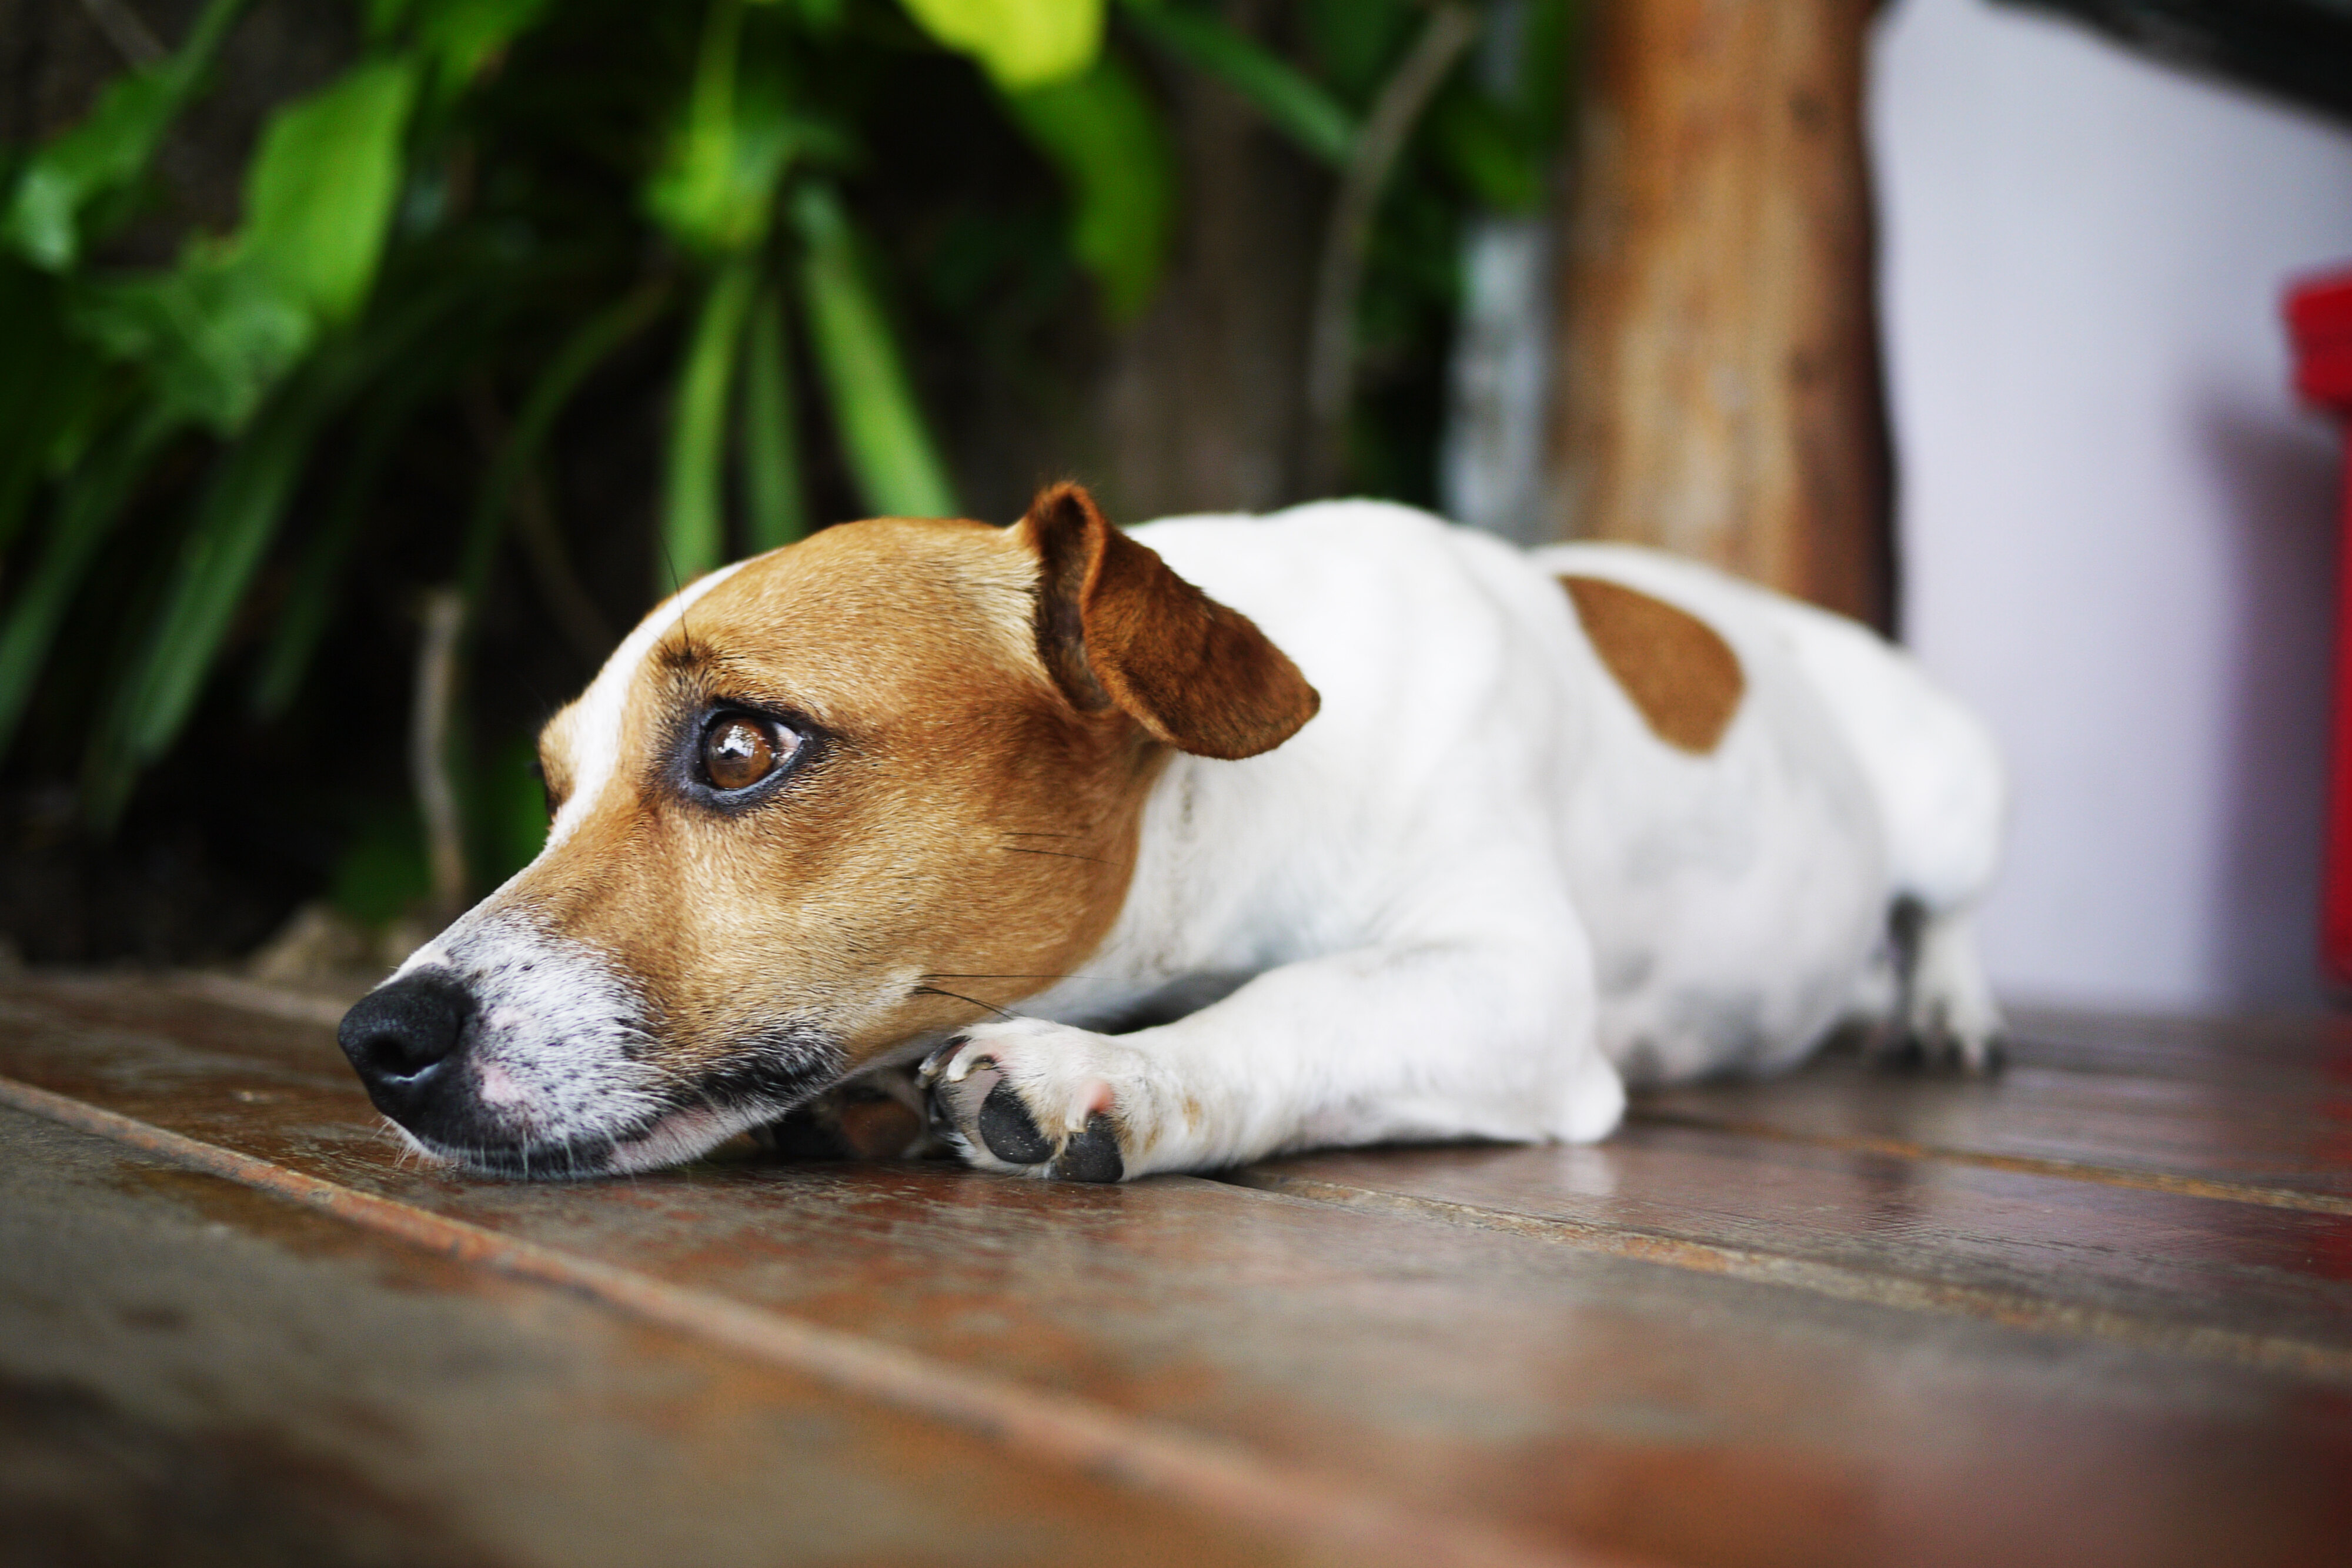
1 975 2347 1567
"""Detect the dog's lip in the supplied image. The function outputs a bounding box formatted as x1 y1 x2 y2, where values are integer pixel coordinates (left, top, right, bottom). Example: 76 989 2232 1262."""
394 1102 745 1181
394 1128 623 1181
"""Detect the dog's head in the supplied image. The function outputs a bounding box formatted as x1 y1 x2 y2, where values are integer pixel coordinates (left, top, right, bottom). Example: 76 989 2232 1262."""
336 485 1316 1176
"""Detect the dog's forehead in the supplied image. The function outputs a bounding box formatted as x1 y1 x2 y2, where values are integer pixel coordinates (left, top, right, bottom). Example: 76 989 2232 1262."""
683 516 1035 678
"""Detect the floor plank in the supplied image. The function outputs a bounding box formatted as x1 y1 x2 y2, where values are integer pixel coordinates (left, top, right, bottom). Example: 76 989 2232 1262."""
1238 1122 2352 1375
4 976 2348 1568
2001 1004 2352 1084
1637 1024 2352 1209
0 1105 1303 1568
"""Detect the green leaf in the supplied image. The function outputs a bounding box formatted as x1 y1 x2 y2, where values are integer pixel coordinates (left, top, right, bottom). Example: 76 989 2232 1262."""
73 264 312 433
108 390 331 777
900 0 1104 91
0 260 111 560
69 56 422 432
398 0 556 92
1299 0 1418 102
1004 53 1174 322
1515 0 1576 146
239 59 422 325
249 377 434 719
662 255 760 587
329 803 432 926
793 184 957 519
0 410 180 762
1428 88 1543 214
368 0 417 36
0 0 249 272
460 281 671 603
739 283 808 551
475 731 550 885
644 0 807 257
1118 0 1355 166
84 290 448 815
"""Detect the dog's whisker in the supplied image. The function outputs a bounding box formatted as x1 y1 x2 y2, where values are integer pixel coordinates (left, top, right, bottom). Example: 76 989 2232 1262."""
997 845 1111 865
920 972 1090 982
911 984 1020 1022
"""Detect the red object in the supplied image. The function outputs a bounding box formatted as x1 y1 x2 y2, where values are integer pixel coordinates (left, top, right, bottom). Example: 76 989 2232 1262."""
2286 269 2352 987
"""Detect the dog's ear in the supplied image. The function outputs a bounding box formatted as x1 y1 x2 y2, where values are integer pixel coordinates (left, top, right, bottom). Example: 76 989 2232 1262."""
1015 483 1319 760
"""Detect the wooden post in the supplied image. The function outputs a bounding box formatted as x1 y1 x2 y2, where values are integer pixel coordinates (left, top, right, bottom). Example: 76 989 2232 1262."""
1552 0 1892 628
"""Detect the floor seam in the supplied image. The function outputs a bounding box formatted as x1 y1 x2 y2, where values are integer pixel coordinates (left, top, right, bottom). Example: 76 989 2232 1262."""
1218 1168 2352 1385
1628 1108 2352 1216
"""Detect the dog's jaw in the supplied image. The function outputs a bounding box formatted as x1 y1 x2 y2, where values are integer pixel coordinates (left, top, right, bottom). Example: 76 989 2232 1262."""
382 1102 793 1181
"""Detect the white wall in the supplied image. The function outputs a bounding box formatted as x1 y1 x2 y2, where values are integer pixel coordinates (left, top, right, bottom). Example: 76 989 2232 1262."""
1871 0 2352 1009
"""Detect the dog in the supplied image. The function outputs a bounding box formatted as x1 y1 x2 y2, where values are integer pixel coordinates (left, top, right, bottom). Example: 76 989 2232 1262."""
337 483 2004 1182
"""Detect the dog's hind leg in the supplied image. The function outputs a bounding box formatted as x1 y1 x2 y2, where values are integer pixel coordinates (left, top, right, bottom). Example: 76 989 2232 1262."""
1873 898 2005 1071
1757 587 2009 1074
1906 907 2006 1069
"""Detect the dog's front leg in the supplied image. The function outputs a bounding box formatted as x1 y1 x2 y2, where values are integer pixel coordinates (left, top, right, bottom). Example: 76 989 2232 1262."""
921 940 1619 1181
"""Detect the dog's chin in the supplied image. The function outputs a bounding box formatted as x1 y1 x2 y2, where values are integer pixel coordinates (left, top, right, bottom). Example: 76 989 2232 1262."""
386 1104 761 1181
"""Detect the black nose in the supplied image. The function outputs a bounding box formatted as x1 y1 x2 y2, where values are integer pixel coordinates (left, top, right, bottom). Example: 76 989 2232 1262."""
339 969 476 1119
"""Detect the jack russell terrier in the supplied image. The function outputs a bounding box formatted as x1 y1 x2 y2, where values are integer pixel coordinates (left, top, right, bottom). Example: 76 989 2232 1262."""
338 484 2004 1183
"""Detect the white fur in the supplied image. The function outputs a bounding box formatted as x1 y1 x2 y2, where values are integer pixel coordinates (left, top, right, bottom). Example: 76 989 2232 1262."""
938 502 2006 1178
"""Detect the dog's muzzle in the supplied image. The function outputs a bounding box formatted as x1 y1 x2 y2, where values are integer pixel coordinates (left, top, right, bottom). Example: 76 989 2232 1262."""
334 923 848 1178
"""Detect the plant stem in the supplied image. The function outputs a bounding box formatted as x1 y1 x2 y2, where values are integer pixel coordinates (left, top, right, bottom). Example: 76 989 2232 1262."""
460 378 614 670
662 253 759 589
76 0 165 66
1302 2 1481 497
794 184 957 520
411 586 468 922
739 283 807 551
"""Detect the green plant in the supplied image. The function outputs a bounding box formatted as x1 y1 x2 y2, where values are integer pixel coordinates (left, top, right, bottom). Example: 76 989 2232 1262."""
0 0 1564 910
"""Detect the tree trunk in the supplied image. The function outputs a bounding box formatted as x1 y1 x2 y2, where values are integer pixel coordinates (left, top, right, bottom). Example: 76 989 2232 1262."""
1551 0 1892 628
1087 0 1324 522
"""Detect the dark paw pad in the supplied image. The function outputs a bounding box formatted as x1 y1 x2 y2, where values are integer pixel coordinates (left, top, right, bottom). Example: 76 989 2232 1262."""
1052 1114 1124 1183
975 1080 1054 1164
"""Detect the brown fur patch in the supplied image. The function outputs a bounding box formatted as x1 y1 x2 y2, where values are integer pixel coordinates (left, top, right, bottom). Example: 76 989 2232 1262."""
499 493 1324 1095
1018 483 1319 760
1560 574 1746 754
514 517 1162 1079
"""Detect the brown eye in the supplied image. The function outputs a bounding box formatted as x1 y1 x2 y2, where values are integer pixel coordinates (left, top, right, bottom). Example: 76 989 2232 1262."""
700 713 793 792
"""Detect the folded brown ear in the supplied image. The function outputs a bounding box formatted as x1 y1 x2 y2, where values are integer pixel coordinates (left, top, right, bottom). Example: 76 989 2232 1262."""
1015 483 1319 760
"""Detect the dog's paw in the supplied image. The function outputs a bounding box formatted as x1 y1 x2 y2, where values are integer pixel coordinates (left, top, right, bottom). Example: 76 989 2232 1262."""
1873 905 2006 1074
918 1019 1146 1182
1874 1007 2007 1074
1906 928 2006 1074
1906 999 2007 1073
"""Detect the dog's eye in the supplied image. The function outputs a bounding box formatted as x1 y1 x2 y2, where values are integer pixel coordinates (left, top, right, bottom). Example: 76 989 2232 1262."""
700 713 796 793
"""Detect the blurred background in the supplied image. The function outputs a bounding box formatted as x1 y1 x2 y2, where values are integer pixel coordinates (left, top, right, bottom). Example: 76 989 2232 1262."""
1 0 2348 1014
